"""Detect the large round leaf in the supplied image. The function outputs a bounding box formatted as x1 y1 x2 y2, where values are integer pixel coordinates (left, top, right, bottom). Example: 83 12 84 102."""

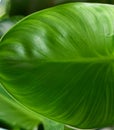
0 3 114 129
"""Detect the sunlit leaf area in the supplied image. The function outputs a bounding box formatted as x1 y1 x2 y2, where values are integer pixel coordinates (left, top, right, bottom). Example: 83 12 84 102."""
1 0 114 130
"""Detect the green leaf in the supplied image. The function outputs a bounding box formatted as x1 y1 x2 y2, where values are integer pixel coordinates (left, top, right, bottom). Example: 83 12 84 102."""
0 0 10 19
0 83 65 130
43 118 64 130
0 84 40 130
0 2 114 129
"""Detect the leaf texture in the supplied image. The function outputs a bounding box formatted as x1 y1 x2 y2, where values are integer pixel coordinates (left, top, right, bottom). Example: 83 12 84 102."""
0 83 65 130
0 84 40 130
0 3 114 129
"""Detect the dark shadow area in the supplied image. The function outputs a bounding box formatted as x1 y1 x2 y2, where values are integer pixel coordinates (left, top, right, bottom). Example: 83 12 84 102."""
10 0 54 16
38 123 44 130
0 120 12 130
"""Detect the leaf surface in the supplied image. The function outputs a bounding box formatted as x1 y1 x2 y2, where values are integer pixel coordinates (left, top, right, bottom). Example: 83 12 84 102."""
0 83 65 130
0 3 114 129
0 84 39 130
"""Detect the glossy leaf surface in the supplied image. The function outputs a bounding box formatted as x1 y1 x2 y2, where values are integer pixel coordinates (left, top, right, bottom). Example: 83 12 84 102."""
0 83 64 130
0 3 114 129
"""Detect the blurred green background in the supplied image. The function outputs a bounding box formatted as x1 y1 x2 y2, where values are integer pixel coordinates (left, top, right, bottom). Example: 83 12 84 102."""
9 0 114 16
1 0 114 17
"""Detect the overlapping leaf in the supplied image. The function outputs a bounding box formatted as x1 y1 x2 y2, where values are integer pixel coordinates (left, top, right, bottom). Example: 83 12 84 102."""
0 83 39 130
0 3 114 129
0 83 65 130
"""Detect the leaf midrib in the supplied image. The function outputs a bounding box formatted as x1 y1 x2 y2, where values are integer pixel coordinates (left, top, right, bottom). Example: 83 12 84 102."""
13 56 113 64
